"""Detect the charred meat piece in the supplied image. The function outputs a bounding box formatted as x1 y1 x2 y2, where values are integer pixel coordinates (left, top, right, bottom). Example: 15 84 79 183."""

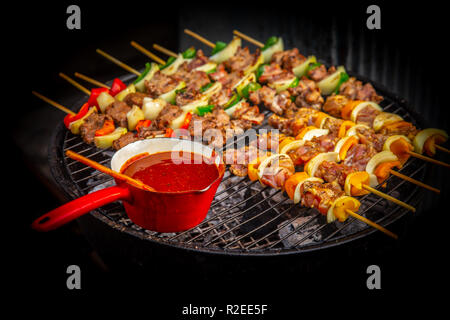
268 114 293 135
339 77 383 103
356 127 387 152
175 87 202 106
151 104 183 130
105 100 131 128
209 64 229 83
258 63 293 84
249 86 291 115
288 77 324 110
301 181 344 214
232 102 265 125
323 95 349 118
271 48 306 70
316 161 357 186
186 71 211 91
308 65 336 82
224 47 260 73
355 105 382 126
379 122 418 141
79 112 109 144
144 71 179 97
224 145 266 176
343 144 378 171
259 156 295 189
137 127 166 139
210 87 233 107
123 92 151 108
186 49 209 70
112 132 140 150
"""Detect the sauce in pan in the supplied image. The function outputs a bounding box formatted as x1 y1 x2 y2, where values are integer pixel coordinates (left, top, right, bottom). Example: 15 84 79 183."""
122 151 219 192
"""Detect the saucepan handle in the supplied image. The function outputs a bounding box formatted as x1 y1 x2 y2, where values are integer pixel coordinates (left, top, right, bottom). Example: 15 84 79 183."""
31 185 131 232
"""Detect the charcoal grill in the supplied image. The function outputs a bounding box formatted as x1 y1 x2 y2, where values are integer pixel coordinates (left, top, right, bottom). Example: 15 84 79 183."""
48 72 427 257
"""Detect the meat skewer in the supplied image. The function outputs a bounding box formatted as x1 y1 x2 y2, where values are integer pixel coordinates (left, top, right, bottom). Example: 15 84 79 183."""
245 152 397 238
59 73 91 95
230 132 416 211
75 72 110 89
31 91 75 115
130 41 166 65
275 109 440 193
152 43 178 58
232 30 449 161
96 48 141 76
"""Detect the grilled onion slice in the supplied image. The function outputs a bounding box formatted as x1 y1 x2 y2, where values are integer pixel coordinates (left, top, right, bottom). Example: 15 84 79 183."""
373 112 403 131
413 128 449 155
210 37 242 63
305 152 339 177
365 150 399 184
262 37 284 63
350 101 382 123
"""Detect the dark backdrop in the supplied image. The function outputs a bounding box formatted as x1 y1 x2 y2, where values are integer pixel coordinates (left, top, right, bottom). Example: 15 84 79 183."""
15 0 449 314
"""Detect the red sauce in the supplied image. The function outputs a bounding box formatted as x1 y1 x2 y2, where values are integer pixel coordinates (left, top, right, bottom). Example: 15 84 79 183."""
122 151 219 192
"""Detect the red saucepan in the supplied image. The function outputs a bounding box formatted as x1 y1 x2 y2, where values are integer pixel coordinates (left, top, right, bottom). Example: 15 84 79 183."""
32 138 225 233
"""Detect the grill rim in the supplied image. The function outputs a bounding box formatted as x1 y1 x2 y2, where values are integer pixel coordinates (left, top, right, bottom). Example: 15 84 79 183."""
48 72 428 257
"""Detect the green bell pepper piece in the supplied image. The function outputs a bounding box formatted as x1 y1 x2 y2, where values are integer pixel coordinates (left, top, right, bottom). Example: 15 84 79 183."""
211 41 227 55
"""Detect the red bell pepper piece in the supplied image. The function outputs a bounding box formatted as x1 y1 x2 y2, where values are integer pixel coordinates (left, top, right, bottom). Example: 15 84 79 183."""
135 119 151 134
95 120 116 136
180 112 193 130
63 103 90 129
87 87 109 111
109 78 127 97
165 128 174 137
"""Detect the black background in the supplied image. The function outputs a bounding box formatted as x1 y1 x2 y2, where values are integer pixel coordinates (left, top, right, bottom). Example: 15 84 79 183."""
14 0 449 315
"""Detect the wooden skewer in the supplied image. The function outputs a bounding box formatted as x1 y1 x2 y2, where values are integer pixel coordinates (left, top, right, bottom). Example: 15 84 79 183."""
233 30 264 48
345 209 398 239
59 73 91 96
130 41 166 65
389 170 440 194
96 48 141 76
184 29 215 48
408 151 450 168
153 44 178 58
436 145 450 154
66 150 155 192
74 72 110 89
362 185 416 212
32 91 75 115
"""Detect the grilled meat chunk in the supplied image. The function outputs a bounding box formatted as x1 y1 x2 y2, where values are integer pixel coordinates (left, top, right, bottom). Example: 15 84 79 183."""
112 132 140 150
144 71 179 97
151 104 183 130
308 65 336 82
105 101 131 128
288 77 324 110
123 92 151 108
271 48 306 70
323 95 349 118
79 112 109 144
224 47 260 73
339 77 383 102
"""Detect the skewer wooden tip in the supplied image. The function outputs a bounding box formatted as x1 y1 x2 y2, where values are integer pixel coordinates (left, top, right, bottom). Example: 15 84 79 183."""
31 91 76 115
130 41 166 65
436 144 450 154
408 151 450 168
74 72 110 89
183 29 215 48
59 72 91 96
345 209 398 240
389 169 440 194
233 30 264 48
362 184 416 212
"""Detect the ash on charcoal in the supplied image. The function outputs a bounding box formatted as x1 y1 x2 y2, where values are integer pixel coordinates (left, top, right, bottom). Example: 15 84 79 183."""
278 215 322 248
